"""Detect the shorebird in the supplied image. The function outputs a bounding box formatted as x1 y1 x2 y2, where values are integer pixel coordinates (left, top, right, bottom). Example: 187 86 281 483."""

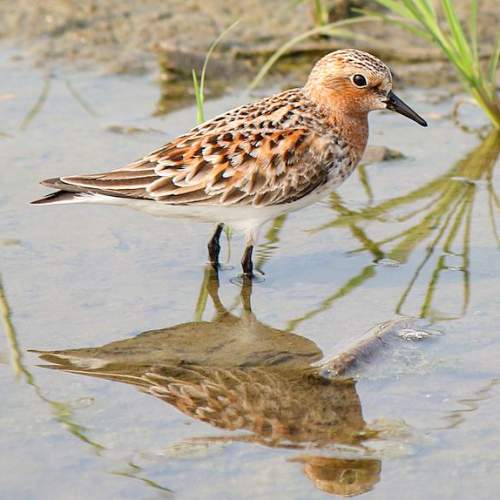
32 49 427 276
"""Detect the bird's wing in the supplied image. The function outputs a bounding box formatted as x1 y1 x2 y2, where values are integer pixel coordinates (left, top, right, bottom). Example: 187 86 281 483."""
51 127 333 206
43 90 342 207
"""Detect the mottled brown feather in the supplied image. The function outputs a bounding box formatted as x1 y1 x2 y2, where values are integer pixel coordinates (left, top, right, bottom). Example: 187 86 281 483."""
53 87 359 207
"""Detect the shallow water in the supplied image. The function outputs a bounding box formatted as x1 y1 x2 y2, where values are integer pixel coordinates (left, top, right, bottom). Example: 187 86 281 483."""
1 47 500 499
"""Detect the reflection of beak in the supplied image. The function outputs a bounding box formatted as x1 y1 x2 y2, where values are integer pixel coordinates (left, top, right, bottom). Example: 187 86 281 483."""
385 90 427 127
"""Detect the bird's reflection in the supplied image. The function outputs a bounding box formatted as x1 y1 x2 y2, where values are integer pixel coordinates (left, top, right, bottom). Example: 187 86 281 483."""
34 270 421 496
38 270 322 374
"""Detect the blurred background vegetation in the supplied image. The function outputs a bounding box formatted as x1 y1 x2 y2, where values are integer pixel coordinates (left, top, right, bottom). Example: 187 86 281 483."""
1 1 497 92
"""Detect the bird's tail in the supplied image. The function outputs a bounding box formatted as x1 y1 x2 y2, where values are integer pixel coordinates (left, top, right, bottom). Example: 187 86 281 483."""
31 178 93 205
30 190 86 205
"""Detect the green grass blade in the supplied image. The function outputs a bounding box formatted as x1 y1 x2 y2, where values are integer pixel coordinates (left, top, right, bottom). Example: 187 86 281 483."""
292 0 329 26
199 20 240 105
401 0 433 26
376 0 416 18
250 16 377 89
361 8 433 41
469 0 479 66
373 0 499 128
409 1 462 58
441 0 472 60
193 20 240 125
421 0 436 17
314 0 329 26
487 34 500 88
192 69 204 124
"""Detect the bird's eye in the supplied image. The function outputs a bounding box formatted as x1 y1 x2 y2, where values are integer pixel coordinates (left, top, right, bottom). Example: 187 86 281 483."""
352 74 368 87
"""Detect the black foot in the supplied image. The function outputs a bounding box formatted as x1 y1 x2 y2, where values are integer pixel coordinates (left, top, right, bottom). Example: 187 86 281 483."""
241 245 254 276
207 223 224 268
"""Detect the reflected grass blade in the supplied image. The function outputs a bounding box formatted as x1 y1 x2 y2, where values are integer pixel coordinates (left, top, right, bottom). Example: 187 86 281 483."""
194 267 211 321
256 214 288 269
20 74 51 130
419 191 472 319
488 188 500 247
0 275 24 380
394 192 467 316
1 273 105 451
64 78 98 117
357 165 374 202
112 461 174 495
286 265 376 331
299 130 499 325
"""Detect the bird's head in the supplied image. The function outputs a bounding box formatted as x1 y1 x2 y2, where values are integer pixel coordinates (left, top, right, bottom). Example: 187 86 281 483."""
305 49 427 127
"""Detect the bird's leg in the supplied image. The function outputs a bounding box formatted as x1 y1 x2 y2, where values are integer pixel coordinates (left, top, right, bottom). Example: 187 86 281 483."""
241 225 260 279
241 245 254 276
207 223 224 269
241 225 260 277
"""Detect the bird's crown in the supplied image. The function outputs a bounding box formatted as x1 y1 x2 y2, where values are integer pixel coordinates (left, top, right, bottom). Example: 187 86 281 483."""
306 49 392 91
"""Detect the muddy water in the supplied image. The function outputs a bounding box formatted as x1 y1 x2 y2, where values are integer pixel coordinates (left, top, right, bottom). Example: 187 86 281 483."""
1 47 500 499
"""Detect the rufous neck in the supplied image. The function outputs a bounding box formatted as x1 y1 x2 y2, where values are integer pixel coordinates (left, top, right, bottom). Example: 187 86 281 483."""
304 85 369 160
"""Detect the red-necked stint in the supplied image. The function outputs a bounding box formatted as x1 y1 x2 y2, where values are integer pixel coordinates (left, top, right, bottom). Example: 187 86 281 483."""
32 49 427 277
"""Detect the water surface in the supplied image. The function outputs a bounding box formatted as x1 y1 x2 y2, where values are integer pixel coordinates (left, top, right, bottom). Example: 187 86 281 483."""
1 48 500 499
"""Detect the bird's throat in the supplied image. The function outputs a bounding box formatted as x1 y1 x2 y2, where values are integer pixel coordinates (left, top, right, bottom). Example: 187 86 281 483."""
334 112 369 162
304 85 369 162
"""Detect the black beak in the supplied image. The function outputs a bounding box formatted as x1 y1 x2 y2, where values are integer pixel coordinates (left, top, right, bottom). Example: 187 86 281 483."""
385 90 427 127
